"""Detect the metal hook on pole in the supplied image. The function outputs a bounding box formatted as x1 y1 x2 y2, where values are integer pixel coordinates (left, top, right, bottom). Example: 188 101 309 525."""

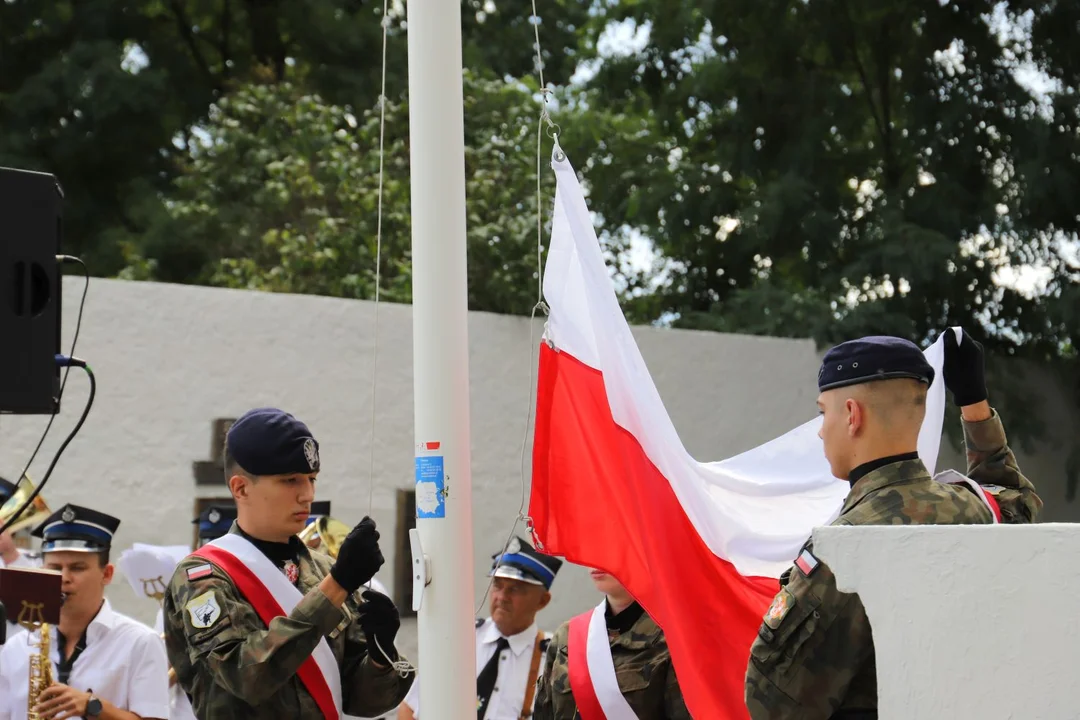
552 132 565 163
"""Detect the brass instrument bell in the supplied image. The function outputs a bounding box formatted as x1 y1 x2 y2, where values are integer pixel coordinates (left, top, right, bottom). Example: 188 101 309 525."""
297 516 350 558
0 475 50 535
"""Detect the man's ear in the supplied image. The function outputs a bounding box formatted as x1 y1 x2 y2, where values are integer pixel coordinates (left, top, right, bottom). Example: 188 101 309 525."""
102 563 115 585
229 473 249 500
537 590 552 611
845 397 864 437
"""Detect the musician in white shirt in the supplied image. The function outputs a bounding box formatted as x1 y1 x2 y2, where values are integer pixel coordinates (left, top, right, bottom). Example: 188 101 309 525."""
399 535 562 720
0 503 169 720
1 476 43 648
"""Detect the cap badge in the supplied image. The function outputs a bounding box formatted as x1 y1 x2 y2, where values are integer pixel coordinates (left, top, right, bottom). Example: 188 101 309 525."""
303 438 319 471
506 537 521 555
208 509 221 524
61 507 76 523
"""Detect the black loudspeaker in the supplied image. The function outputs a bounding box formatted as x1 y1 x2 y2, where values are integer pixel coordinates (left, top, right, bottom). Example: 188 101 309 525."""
0 166 63 415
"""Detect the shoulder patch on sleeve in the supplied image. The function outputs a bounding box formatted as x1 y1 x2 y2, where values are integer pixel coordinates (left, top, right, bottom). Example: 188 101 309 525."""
794 548 820 577
186 590 223 629
763 588 796 630
186 563 213 581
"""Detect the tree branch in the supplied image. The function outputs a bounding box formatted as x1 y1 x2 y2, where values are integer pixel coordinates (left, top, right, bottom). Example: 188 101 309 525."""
838 0 888 160
221 0 232 80
169 0 218 88
875 21 897 189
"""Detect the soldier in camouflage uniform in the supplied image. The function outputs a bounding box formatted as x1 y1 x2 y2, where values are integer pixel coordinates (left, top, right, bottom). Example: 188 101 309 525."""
163 408 414 719
533 569 690 720
745 331 1041 719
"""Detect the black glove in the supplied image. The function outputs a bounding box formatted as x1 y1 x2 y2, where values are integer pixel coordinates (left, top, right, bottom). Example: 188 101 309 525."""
329 517 384 594
358 589 400 664
943 329 987 406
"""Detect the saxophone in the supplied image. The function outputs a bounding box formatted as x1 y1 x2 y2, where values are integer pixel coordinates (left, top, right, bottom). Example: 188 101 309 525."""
27 622 55 720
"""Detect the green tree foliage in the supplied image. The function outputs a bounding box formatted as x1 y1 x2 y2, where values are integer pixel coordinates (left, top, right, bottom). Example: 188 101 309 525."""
573 1 1077 360
124 74 570 314
0 0 588 275
568 0 1078 480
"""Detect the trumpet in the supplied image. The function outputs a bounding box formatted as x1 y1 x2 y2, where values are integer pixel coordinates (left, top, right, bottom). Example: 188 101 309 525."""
297 516 350 559
0 475 51 535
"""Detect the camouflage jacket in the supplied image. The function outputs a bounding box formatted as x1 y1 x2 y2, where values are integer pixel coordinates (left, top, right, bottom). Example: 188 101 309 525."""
162 525 413 719
745 409 1040 719
963 409 1041 524
532 604 690 720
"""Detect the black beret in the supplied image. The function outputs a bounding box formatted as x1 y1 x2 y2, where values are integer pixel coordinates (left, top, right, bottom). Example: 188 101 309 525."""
818 335 934 392
226 407 320 477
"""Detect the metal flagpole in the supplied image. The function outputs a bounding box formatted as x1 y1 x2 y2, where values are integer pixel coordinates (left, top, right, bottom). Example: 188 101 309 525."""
406 0 477 716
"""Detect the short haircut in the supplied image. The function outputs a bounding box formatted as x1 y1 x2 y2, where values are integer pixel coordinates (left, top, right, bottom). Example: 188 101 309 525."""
223 445 256 482
854 378 928 428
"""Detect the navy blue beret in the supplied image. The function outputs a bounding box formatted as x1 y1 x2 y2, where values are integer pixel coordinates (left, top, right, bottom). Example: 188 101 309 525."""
226 407 320 476
818 336 934 392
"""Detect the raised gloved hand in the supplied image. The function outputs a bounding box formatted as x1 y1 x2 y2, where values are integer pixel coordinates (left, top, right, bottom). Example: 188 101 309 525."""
358 589 400 665
329 517 385 594
943 329 987 406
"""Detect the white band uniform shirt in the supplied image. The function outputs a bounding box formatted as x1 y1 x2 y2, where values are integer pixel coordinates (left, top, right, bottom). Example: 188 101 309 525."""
0 598 170 720
153 607 197 720
404 617 551 720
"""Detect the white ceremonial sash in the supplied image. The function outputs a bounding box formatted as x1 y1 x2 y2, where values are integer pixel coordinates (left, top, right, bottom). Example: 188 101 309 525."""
933 469 1002 523
208 533 344 716
585 601 641 720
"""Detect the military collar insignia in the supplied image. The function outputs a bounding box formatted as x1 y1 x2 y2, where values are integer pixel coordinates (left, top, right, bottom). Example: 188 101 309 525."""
283 559 300 585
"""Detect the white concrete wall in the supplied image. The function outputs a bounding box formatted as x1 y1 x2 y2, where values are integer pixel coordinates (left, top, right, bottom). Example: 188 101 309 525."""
815 524 1080 720
0 278 1076 663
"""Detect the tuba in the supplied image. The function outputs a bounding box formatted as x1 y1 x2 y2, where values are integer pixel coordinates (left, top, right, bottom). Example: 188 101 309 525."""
0 475 51 535
297 516 350 559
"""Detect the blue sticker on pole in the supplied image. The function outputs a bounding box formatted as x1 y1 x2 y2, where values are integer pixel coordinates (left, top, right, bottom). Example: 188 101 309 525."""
415 456 445 518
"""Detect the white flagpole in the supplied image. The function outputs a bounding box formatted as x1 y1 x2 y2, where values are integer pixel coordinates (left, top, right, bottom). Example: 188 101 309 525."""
406 0 477 715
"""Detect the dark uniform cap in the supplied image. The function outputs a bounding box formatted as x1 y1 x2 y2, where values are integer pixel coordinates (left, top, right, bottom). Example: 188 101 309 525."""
226 407 320 477
490 536 563 589
0 475 16 504
193 504 237 540
32 503 120 553
818 335 935 392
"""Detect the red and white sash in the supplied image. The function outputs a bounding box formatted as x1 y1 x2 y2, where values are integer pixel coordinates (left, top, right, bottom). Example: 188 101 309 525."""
934 469 1002 523
567 601 640 720
192 534 343 719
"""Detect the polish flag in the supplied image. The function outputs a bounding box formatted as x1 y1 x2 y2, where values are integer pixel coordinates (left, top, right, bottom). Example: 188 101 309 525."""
528 151 950 718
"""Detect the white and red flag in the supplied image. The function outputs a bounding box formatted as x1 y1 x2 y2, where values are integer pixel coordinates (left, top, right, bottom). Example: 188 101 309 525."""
529 150 950 718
